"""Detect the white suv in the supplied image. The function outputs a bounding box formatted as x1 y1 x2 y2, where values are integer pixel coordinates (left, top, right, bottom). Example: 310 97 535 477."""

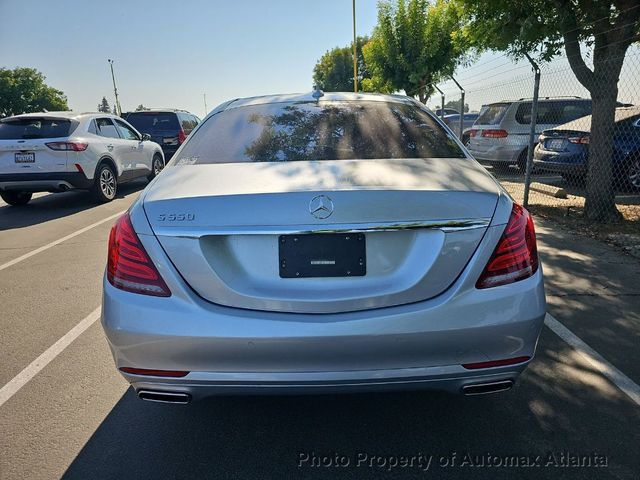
0 112 165 205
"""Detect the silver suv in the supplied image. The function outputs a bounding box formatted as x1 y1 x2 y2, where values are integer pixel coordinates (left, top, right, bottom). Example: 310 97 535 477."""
466 97 592 170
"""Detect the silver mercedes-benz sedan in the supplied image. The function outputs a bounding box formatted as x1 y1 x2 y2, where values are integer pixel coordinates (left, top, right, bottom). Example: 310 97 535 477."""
101 92 545 404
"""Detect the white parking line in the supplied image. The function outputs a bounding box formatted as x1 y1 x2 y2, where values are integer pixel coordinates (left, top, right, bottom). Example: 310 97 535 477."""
545 313 640 406
0 210 125 272
0 307 101 408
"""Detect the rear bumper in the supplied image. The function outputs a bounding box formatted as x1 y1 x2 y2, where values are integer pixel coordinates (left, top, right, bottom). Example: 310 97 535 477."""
101 225 547 399
467 143 525 164
533 152 587 175
0 172 93 192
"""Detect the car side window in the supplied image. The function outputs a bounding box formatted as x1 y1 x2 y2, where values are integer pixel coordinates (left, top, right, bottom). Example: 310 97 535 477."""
178 113 196 135
88 119 98 135
96 118 121 139
114 119 140 141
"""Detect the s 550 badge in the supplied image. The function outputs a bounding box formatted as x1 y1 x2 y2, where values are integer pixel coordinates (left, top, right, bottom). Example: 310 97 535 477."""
157 213 196 222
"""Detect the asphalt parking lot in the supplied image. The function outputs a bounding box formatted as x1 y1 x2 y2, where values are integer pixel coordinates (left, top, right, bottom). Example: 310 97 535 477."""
1 182 639 480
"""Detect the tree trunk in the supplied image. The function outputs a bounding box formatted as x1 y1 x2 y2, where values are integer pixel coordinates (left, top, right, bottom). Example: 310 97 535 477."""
584 88 622 221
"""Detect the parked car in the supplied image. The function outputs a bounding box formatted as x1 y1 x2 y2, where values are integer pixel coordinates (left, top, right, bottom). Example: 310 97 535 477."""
466 97 594 170
443 113 479 140
434 107 459 117
102 91 545 404
0 112 164 205
124 109 200 160
534 106 640 190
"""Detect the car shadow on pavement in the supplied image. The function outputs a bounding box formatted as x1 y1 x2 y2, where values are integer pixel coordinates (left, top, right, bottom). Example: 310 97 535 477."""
0 180 147 231
61 330 639 480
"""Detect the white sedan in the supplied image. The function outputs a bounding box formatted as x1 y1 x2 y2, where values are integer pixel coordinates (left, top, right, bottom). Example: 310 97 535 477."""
0 112 165 205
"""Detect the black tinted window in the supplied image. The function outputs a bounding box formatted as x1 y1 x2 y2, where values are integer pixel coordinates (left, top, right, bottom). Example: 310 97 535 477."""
476 104 510 125
172 101 465 165
125 112 180 133
0 118 76 139
516 101 592 125
177 113 198 134
96 118 120 139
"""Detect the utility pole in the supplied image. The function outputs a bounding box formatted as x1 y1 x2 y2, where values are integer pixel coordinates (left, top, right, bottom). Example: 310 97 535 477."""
203 94 208 117
107 59 122 116
352 0 358 92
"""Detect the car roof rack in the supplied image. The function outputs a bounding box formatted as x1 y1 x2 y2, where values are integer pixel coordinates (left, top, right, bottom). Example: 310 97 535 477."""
517 96 583 101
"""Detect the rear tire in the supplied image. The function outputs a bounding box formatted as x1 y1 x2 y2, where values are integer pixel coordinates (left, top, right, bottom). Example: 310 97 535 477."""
147 154 164 182
517 149 529 172
92 163 117 203
562 173 585 186
625 156 640 191
1 191 32 206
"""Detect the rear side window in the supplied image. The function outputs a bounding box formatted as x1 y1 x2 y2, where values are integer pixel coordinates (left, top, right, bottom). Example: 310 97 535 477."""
515 101 592 125
96 118 120 139
177 113 198 135
0 118 76 139
172 100 465 165
125 112 180 134
476 104 510 125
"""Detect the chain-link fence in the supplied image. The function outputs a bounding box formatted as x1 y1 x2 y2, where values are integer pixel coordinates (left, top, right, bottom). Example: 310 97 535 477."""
434 44 640 228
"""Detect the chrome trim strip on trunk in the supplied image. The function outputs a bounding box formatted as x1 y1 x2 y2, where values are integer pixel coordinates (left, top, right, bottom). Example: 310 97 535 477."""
151 218 491 238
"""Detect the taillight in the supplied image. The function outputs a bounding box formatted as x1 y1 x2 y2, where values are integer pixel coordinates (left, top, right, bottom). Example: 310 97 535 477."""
481 129 509 138
462 356 531 370
45 141 88 151
178 129 186 144
476 204 538 289
107 213 171 297
119 367 188 377
568 136 590 144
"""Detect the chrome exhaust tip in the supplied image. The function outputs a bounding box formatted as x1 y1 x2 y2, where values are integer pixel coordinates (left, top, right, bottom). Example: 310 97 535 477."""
137 390 191 404
462 380 514 396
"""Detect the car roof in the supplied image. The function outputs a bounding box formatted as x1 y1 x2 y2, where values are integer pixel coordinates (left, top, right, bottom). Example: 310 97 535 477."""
549 105 640 132
224 91 416 110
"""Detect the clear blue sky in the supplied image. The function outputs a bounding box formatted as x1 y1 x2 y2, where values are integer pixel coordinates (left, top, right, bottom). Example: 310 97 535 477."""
1 0 638 115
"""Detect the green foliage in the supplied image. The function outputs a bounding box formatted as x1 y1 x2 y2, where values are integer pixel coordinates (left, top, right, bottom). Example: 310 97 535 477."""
312 36 386 92
0 67 68 117
98 96 111 113
444 99 468 112
135 104 147 111
363 0 469 103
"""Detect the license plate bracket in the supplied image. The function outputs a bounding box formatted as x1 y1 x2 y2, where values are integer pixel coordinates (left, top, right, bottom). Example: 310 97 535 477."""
279 233 366 278
15 152 35 163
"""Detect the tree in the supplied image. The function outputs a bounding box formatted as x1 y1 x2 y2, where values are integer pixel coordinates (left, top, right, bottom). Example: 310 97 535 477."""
0 67 68 116
457 0 640 221
363 0 468 103
313 36 386 92
444 99 469 112
135 104 147 111
97 96 111 113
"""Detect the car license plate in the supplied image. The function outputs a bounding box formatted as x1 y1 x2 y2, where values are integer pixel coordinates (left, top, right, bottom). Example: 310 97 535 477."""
279 233 366 278
546 139 565 151
15 152 35 163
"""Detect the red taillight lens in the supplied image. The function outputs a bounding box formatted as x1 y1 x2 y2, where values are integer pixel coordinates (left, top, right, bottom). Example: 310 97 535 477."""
178 129 186 144
119 367 188 377
45 141 88 151
568 136 590 144
107 213 171 297
481 129 509 138
476 204 538 289
462 356 531 370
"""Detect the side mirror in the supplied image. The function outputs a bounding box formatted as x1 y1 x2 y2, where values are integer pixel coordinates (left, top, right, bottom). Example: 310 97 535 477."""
141 133 151 142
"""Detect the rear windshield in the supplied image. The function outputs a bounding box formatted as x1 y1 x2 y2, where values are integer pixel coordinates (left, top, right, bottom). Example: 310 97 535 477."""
124 112 180 133
476 104 510 125
0 118 76 139
172 101 465 165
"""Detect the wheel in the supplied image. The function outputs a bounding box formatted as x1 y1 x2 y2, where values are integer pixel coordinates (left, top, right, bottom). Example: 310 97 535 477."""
625 156 640 191
147 154 164 182
562 173 585 186
1 191 32 206
517 149 529 172
92 163 117 203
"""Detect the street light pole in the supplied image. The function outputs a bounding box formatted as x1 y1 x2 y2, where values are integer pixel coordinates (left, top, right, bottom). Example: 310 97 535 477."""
107 59 122 116
352 0 358 93
203 94 208 116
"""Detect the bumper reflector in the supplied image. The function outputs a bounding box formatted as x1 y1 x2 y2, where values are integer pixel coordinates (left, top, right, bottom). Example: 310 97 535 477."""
462 356 531 370
120 367 189 378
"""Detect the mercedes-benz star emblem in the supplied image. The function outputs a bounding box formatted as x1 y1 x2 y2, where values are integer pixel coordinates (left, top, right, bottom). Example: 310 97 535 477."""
309 195 334 219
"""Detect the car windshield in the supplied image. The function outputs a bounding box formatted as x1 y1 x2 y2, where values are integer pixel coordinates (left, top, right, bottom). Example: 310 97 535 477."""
124 112 180 133
0 118 76 139
172 100 465 165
